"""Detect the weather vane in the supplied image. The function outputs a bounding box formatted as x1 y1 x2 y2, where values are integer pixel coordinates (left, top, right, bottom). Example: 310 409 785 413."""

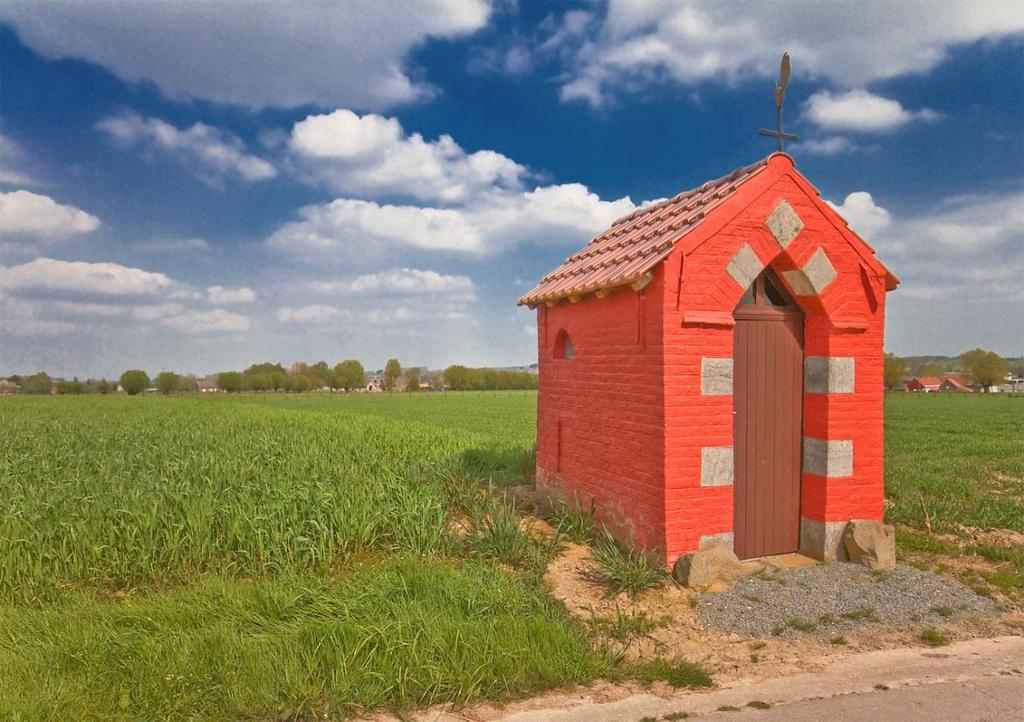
759 53 799 152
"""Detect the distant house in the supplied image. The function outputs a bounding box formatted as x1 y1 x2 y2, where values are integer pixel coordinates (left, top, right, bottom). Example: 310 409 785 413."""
906 376 942 392
198 375 219 393
938 376 972 393
907 375 975 393
365 377 382 392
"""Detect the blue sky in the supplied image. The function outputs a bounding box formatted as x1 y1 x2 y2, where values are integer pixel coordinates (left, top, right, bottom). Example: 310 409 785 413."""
1 0 1022 379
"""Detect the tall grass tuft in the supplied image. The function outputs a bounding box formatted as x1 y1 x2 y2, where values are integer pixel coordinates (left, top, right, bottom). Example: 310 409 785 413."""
586 529 665 597
466 500 537 568
549 495 597 543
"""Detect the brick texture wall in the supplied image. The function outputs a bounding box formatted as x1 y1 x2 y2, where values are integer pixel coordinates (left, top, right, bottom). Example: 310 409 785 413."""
535 275 666 554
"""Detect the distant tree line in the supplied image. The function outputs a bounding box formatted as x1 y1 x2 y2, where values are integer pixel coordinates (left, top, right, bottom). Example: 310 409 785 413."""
442 365 539 391
4 357 539 395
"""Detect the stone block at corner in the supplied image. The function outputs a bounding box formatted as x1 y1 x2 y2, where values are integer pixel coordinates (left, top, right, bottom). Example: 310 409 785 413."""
843 519 896 571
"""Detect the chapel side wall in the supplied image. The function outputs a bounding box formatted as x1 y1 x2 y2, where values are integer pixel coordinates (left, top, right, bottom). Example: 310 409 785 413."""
535 274 666 554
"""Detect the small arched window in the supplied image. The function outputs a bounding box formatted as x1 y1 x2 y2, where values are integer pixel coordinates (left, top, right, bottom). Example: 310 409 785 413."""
554 328 575 359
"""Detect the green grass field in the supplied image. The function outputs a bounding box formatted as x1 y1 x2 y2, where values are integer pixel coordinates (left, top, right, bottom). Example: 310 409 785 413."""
0 391 1020 718
1 392 599 719
885 393 1024 597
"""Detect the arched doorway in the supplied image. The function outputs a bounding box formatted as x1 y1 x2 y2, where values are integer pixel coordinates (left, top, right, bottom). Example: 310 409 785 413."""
732 269 804 559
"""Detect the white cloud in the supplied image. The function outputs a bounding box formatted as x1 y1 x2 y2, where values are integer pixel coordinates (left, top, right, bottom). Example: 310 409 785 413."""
468 38 535 77
0 135 39 187
816 189 1024 353
268 199 483 254
3 1 489 110
267 184 636 258
360 305 471 325
0 190 100 240
0 258 172 296
0 295 75 336
539 9 596 54
547 0 1024 107
138 238 211 254
290 109 403 159
312 268 476 298
895 192 1024 257
886 196 1024 350
278 109 636 261
207 285 256 304
46 300 126 317
827 192 892 239
275 304 345 323
0 257 258 344
828 189 1024 306
158 308 251 334
131 303 185 321
289 109 525 203
801 136 859 156
804 91 938 132
98 113 275 185
0 317 76 337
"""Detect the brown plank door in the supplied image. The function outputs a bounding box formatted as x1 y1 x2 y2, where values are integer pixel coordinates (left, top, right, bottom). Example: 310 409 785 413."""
732 270 804 560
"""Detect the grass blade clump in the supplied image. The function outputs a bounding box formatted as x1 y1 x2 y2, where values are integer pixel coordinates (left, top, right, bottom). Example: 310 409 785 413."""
587 529 664 597
549 495 596 543
467 500 536 569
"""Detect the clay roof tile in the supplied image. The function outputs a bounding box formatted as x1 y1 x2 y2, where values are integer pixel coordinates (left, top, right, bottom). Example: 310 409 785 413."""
518 156 773 306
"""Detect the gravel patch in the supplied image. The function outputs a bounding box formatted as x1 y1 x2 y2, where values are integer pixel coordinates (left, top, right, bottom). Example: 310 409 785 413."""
695 563 997 638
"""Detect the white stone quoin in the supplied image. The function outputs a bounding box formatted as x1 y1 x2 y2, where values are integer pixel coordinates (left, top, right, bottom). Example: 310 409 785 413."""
803 437 854 477
782 247 838 296
726 243 765 289
700 446 734 486
800 518 849 561
804 356 855 394
700 358 734 395
699 531 735 551
765 199 804 248
803 247 837 294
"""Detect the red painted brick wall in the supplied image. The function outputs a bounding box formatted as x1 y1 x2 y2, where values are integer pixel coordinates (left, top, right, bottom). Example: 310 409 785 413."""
533 154 890 566
535 275 666 554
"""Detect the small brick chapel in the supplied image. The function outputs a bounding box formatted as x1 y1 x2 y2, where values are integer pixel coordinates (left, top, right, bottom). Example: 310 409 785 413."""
519 153 898 567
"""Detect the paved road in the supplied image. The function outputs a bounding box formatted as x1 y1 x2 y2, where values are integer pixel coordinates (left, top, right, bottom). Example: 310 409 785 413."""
491 636 1024 722
712 675 1022 721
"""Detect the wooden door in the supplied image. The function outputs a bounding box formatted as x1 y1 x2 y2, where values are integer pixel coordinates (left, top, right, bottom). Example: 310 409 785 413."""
733 271 804 559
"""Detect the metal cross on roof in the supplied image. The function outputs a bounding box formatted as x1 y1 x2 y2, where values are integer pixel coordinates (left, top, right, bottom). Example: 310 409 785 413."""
759 53 799 152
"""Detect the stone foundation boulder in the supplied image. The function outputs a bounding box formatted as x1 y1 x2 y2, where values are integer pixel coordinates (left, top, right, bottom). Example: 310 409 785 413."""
673 544 742 588
843 519 896 571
